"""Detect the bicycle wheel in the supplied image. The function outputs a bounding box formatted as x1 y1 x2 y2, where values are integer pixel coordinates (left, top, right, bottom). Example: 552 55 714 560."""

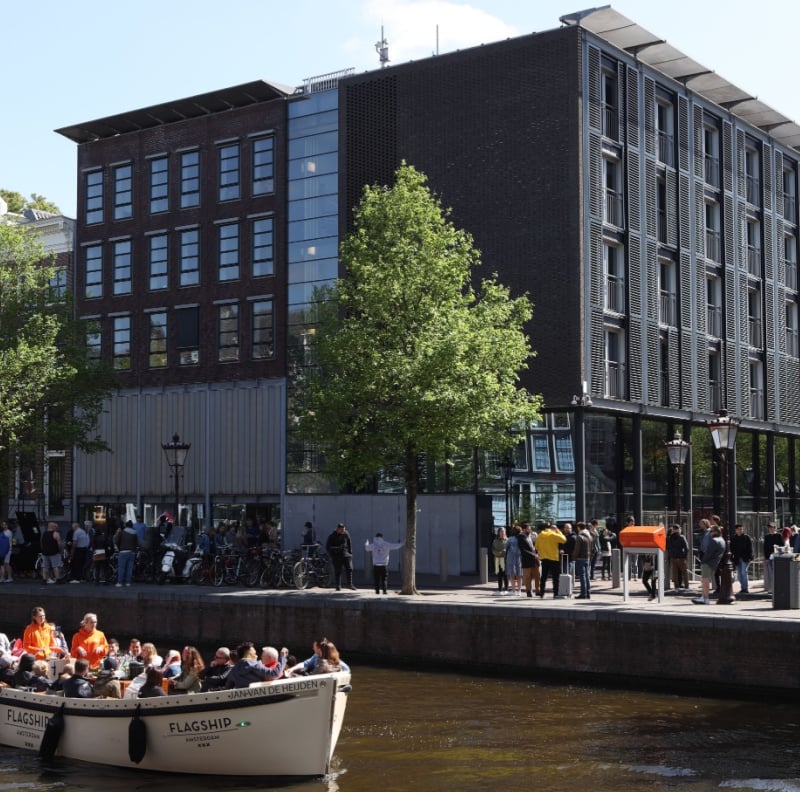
223 555 239 585
243 557 262 587
211 557 225 587
190 560 208 585
281 554 296 587
293 560 309 590
314 556 332 588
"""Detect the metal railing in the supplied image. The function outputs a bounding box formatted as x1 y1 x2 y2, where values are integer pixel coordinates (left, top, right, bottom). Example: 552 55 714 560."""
660 291 677 327
746 175 761 205
657 132 674 166
707 306 722 338
704 155 720 187
605 276 626 313
750 388 765 419
747 245 761 276
786 261 798 290
705 229 721 263
605 189 624 227
749 317 763 349
783 194 797 221
605 361 626 399
602 105 619 140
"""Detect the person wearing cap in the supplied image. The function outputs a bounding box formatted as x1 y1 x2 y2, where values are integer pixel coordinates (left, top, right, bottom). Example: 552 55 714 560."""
70 613 109 669
326 523 356 591
92 656 122 698
365 532 404 595
730 523 753 595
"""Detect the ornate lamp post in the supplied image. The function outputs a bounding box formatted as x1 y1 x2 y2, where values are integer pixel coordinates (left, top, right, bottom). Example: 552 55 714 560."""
161 433 191 526
708 410 739 604
665 436 690 527
498 452 515 528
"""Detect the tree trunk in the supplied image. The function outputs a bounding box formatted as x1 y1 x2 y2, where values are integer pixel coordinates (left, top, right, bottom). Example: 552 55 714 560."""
401 450 418 594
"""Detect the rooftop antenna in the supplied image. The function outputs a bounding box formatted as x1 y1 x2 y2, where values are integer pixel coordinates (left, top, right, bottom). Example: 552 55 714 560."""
375 26 389 68
436 24 439 56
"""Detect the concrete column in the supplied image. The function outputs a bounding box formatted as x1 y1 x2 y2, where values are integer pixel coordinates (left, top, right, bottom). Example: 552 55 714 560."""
479 547 488 584
439 547 448 583
611 548 621 587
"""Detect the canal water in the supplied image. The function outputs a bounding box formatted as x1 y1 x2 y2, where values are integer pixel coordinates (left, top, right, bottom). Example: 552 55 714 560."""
1 665 798 792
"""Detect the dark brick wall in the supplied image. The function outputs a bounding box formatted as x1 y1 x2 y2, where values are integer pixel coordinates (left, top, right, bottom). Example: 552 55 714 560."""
342 27 584 402
74 100 288 388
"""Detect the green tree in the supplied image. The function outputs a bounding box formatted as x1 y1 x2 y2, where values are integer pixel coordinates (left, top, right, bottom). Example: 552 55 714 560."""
1 189 61 215
0 223 111 500
302 163 541 593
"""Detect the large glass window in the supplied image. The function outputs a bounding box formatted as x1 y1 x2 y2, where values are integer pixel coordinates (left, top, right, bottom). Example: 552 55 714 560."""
603 241 625 312
217 303 239 362
113 316 131 370
49 267 67 301
84 245 103 298
787 301 799 358
113 163 133 219
148 312 167 368
252 135 274 195
149 156 168 213
218 143 240 201
148 234 168 291
112 239 132 295
251 299 274 359
218 223 239 281
85 323 101 366
176 306 199 365
85 170 103 224
179 229 200 286
180 150 200 208
252 217 274 277
531 432 551 471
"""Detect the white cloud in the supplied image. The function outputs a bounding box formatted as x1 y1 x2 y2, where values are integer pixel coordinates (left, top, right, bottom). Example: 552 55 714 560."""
357 0 519 66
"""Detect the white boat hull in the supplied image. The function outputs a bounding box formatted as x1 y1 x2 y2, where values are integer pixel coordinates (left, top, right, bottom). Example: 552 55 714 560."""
0 672 351 777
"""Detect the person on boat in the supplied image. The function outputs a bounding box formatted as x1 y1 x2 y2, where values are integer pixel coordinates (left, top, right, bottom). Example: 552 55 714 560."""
161 649 182 679
140 642 163 669
138 666 167 698
47 663 74 694
70 613 109 669
284 638 351 676
224 642 287 689
260 646 288 678
29 660 53 692
168 646 205 694
22 606 65 660
0 652 17 684
12 653 37 687
310 640 343 674
198 646 233 691
92 656 122 698
63 658 93 698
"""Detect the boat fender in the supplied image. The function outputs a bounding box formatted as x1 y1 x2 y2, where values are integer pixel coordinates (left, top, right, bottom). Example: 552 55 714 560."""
39 703 66 759
338 684 352 693
129 704 147 764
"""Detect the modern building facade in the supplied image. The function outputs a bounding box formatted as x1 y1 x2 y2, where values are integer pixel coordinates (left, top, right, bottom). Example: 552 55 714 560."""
58 7 800 573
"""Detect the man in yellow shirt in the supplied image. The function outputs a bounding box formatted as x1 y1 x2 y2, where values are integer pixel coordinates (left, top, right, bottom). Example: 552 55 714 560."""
535 522 567 598
22 606 65 659
70 612 109 669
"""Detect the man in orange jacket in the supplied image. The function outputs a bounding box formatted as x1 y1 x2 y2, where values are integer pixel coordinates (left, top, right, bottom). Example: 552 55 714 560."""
70 612 109 669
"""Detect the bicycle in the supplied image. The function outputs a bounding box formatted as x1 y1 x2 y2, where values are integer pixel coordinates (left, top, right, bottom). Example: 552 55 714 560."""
211 547 261 587
292 545 332 589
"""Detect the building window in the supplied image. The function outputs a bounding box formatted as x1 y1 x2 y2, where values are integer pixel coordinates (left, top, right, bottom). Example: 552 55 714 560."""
603 157 623 228
705 201 721 263
85 324 102 366
603 241 625 312
704 122 720 187
112 239 132 295
605 327 626 399
656 95 674 167
218 223 239 281
113 163 133 219
217 303 239 362
218 143 240 201
745 144 761 205
176 306 199 365
251 299 274 359
148 234 168 291
657 178 667 243
709 349 722 411
149 156 169 213
85 170 103 224
746 218 761 276
84 245 103 299
553 432 575 472
601 63 618 140
785 234 798 291
659 260 677 327
148 312 167 368
180 150 200 208
748 289 763 349
47 456 65 516
530 432 551 472
783 165 797 223
660 339 670 406
179 229 200 286
252 136 274 195
252 217 274 277
706 276 722 338
787 301 799 358
750 360 765 418
113 316 131 370
49 267 67 301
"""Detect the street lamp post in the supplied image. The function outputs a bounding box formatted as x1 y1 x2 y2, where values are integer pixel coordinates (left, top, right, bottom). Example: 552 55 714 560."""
498 453 515 528
708 410 739 604
161 433 191 526
665 436 690 528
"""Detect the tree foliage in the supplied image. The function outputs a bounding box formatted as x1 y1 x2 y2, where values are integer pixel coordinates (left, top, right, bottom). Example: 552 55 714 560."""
0 223 112 495
302 163 541 593
1 189 61 215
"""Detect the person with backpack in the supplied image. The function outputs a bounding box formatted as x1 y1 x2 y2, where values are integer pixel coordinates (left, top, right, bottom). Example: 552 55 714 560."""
0 521 12 583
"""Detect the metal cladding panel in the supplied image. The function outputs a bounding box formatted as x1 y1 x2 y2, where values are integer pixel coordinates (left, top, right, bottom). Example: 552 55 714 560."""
626 149 640 228
587 46 602 131
666 169 678 247
678 96 689 174
626 65 639 150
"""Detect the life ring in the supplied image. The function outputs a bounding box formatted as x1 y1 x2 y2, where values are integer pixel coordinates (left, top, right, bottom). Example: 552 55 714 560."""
39 704 65 759
128 704 147 763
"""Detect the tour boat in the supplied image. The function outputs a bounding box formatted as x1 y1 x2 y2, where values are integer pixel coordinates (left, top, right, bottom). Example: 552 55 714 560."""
0 671 351 777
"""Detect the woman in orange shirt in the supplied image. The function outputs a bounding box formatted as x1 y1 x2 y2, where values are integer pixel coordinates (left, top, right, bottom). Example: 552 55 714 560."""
70 612 109 669
22 606 65 659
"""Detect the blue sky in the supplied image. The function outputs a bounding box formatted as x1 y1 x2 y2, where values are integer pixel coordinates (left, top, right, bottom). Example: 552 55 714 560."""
3 0 798 218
